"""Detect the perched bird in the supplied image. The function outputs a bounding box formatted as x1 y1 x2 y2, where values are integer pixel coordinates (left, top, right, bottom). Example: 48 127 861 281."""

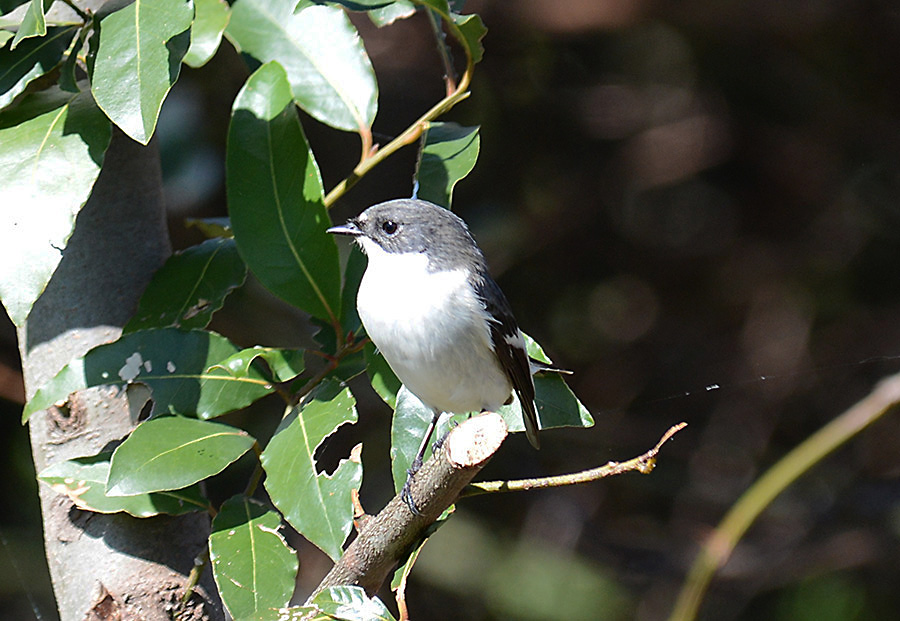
327 198 539 511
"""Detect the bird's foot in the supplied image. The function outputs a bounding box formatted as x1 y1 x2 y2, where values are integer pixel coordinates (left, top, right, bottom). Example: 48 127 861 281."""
401 457 423 516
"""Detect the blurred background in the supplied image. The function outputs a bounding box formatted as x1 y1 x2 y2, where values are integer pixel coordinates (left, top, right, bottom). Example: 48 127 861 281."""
3 0 900 619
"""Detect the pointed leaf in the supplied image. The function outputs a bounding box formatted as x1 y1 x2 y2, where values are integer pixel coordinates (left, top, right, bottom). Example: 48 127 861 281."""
1 25 77 109
107 416 254 496
90 0 193 144
38 452 211 517
0 86 110 326
310 587 396 621
209 346 305 383
125 238 247 332
210 495 298 619
227 61 341 324
497 334 594 433
414 122 479 208
184 0 230 68
23 328 274 422
10 0 50 49
261 380 361 561
226 0 377 132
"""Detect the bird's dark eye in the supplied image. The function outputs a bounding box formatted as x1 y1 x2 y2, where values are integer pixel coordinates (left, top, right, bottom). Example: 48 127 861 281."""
381 220 398 235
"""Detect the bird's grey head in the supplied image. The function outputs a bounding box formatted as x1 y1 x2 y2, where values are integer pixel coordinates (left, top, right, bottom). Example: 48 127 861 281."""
327 198 487 272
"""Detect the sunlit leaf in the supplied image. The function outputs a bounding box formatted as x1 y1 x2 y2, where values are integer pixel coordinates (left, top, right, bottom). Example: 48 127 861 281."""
38 452 211 517
414 122 480 208
125 238 247 332
90 0 193 144
0 86 110 326
185 216 232 238
451 11 486 64
226 0 377 132
106 416 255 496
210 495 298 619
227 61 341 324
261 380 361 561
23 328 274 422
310 586 397 621
10 0 50 49
369 1 416 27
209 346 305 383
0 25 77 109
184 0 230 68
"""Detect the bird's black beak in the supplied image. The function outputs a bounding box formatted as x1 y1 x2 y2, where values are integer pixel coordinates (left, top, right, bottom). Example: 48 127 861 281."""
326 219 362 236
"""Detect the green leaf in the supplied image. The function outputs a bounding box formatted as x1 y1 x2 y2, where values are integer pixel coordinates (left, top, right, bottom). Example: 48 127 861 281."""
340 244 367 336
0 86 110 326
227 61 341 324
107 416 255 496
369 1 416 27
310 586 397 621
390 385 441 492
210 495 298 619
498 334 594 433
90 0 193 144
124 238 247 333
209 346 305 383
1 25 77 109
184 0 230 68
414 122 480 208
38 452 211 517
0 32 13 48
10 0 51 49
450 11 486 64
23 328 274 422
364 342 400 409
261 380 361 561
226 0 377 132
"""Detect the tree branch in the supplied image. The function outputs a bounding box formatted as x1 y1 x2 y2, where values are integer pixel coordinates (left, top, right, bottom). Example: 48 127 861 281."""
461 422 687 498
310 413 508 598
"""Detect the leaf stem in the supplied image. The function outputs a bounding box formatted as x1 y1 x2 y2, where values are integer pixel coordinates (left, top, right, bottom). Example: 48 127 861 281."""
460 423 687 498
60 0 90 22
669 371 900 621
426 7 457 95
181 547 210 604
323 6 475 208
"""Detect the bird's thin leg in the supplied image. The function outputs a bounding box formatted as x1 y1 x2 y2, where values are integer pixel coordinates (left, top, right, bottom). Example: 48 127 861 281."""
401 409 442 515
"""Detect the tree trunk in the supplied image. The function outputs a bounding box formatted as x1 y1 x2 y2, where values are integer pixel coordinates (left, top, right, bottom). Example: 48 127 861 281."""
18 130 224 620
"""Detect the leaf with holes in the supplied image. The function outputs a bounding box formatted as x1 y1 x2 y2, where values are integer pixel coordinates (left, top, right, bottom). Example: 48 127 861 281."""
106 416 255 496
210 495 298 619
227 61 341 324
23 328 274 422
0 86 110 326
261 380 361 561
38 452 211 517
225 0 377 132
125 238 247 332
90 0 193 144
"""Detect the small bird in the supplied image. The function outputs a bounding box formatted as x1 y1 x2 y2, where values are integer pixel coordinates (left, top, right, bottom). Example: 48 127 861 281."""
327 198 540 511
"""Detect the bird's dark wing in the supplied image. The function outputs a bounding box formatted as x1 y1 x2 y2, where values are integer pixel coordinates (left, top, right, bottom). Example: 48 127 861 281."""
474 274 540 449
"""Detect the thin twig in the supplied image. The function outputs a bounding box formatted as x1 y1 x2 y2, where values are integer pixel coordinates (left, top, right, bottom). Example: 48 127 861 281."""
669 372 900 621
426 7 456 95
461 423 687 498
60 0 90 21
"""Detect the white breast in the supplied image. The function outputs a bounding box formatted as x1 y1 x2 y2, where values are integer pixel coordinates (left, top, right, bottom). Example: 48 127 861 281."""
356 239 511 414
